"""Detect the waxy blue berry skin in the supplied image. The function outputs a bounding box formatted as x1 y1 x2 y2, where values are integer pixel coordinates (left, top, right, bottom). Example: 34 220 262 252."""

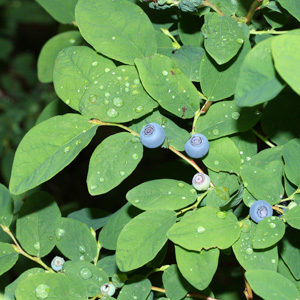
192 173 210 191
185 133 209 159
249 200 273 223
51 256 65 271
140 123 166 148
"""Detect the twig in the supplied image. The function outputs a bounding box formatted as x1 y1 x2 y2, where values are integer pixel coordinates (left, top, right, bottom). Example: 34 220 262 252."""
252 129 275 148
245 0 263 24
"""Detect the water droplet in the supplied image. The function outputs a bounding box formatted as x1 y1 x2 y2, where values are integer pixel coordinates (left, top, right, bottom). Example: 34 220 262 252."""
133 79 140 85
245 247 253 255
190 188 196 193
76 139 81 145
106 108 119 118
80 267 93 280
105 92 110 97
213 129 219 136
117 76 122 81
132 153 139 160
197 226 206 233
162 70 168 76
35 284 50 299
271 259 276 263
231 112 240 120
125 87 129 92
263 232 269 236
64 146 70 153
89 95 97 103
105 68 110 72
93 80 98 85
55 228 65 241
241 220 251 233
224 114 228 118
132 90 139 95
113 97 124 107
177 182 185 188
134 199 140 203
135 106 144 113
79 245 86 254
80 255 85 260
104 99 109 105
269 223 276 228
270 216 276 220
90 185 98 190
112 36 116 40
69 38 76 44
92 61 98 67
214 160 219 165
99 85 104 89
33 242 40 250
66 99 70 105
99 177 105 183
216 211 227 219
120 171 125 176
237 38 244 44
182 196 186 200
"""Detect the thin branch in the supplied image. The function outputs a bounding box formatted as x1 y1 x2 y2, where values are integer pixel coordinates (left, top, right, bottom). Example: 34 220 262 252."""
252 129 275 148
250 29 288 35
245 0 263 24
202 0 225 16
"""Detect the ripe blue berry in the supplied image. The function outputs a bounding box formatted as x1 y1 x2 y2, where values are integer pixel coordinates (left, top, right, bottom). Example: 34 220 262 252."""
100 283 116 297
185 133 209 158
51 256 65 271
192 173 210 191
140 123 166 148
249 200 273 223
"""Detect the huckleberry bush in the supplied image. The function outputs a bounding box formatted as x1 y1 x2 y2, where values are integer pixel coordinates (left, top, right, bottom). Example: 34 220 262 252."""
1 0 300 299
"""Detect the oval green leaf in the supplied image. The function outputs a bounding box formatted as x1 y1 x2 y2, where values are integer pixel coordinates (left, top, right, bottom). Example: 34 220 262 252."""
0 242 19 276
0 183 13 226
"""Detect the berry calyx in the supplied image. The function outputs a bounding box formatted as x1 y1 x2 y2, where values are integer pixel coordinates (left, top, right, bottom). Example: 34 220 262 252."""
140 123 166 148
249 200 273 223
51 256 65 271
192 173 210 191
185 133 209 158
100 283 116 297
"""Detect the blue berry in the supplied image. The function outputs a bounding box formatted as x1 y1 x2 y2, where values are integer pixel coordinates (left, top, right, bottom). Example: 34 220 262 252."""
100 283 116 297
51 256 65 271
249 200 273 223
192 173 210 191
140 123 166 148
185 133 209 158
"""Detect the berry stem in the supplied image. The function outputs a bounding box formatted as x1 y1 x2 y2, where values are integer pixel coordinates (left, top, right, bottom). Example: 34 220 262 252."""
177 191 209 215
0 225 54 272
249 29 288 35
94 241 102 266
192 100 212 134
145 264 170 277
252 129 275 148
202 0 225 16
245 0 263 25
280 188 300 202
161 28 181 49
272 206 284 214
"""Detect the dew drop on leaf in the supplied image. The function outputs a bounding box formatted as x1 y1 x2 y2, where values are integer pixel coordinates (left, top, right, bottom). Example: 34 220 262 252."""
162 70 168 76
231 112 240 120
35 284 50 299
132 153 139 160
89 95 97 103
245 247 253 255
134 199 140 204
269 223 276 228
197 226 206 233
80 267 93 280
213 129 220 136
135 106 144 113
92 61 98 67
106 108 119 118
66 99 71 105
79 245 86 254
55 228 65 241
90 185 98 190
214 161 219 165
99 178 105 183
69 38 75 44
120 171 125 176
113 97 124 107
177 182 184 188
105 68 110 73
216 211 227 219
236 38 244 44
33 242 40 250
64 146 70 153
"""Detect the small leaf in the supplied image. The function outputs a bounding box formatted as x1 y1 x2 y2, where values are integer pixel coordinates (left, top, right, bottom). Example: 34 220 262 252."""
53 45 116 111
167 206 240 251
202 137 241 174
245 270 299 300
0 242 19 276
162 264 190 300
37 31 83 83
75 0 157 64
0 183 13 226
15 273 87 300
203 13 244 65
175 245 219 291
235 37 284 107
9 114 97 195
208 170 240 195
64 261 109 297
135 53 200 119
252 216 285 249
68 208 111 231
116 209 176 272
16 191 61 257
99 203 141 251
118 275 152 300
56 217 98 262
36 0 77 24
97 255 118 277
284 205 300 229
87 132 143 195
126 179 197 211
195 101 261 140
205 186 231 209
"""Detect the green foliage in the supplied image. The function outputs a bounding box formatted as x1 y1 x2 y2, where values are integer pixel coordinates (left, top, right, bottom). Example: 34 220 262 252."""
1 0 300 299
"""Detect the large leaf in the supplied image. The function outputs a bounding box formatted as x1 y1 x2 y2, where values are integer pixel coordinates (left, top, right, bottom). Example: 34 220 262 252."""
0 242 19 276
245 270 299 300
202 13 244 65
87 132 143 195
16 191 61 257
272 30 300 95
53 46 116 111
195 101 261 140
202 137 241 174
15 273 87 300
276 0 300 21
75 0 157 64
200 40 250 101
55 217 98 262
37 31 83 83
0 183 13 226
175 245 219 291
9 114 97 195
79 65 158 123
116 209 176 272
36 0 77 24
235 37 284 107
167 206 240 251
126 179 197 211
135 53 200 119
